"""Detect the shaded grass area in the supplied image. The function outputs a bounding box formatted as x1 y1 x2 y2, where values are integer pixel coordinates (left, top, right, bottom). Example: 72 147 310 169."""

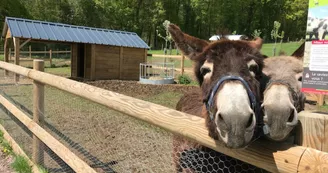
44 66 71 77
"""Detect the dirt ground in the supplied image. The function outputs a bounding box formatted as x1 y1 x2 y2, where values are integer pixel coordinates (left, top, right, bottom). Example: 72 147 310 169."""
0 147 14 173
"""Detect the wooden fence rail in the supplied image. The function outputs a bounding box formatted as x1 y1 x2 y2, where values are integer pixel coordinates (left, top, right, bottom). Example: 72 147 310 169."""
0 84 96 173
0 61 328 172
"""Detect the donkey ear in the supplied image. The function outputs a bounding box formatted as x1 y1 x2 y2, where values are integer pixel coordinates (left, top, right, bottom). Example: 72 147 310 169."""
168 24 209 60
248 37 263 50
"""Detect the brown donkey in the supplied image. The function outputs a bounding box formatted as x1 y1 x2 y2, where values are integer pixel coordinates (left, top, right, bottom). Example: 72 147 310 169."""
169 24 267 172
261 55 305 141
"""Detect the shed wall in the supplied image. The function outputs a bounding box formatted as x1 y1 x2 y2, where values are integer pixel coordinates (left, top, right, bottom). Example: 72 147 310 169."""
94 45 120 80
121 47 146 80
72 44 146 80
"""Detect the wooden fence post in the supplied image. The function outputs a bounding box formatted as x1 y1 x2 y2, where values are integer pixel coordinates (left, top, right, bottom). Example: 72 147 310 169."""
4 38 9 76
29 45 32 59
49 49 52 67
14 37 20 83
32 59 45 166
318 94 324 106
181 55 185 75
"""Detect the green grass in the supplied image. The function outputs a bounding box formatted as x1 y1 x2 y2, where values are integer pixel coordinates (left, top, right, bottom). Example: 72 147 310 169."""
261 42 303 57
45 66 71 76
309 0 328 8
11 155 32 173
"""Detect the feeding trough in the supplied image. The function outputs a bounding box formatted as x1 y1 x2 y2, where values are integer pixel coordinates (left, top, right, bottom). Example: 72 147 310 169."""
139 62 175 84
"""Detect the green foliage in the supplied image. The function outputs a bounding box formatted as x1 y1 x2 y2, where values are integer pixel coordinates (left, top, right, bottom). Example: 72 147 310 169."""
178 75 192 85
271 21 285 56
0 0 309 48
11 155 32 173
252 29 262 38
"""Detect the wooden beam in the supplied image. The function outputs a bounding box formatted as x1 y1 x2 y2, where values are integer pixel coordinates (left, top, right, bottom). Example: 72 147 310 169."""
13 37 20 82
0 95 97 173
4 38 9 76
32 60 45 166
119 47 123 79
19 38 31 49
318 94 325 106
0 61 320 172
90 45 96 80
49 49 52 67
0 125 41 173
295 111 328 152
298 148 328 172
151 54 182 59
1 61 328 172
181 55 185 75
71 44 78 78
6 29 11 39
29 45 32 58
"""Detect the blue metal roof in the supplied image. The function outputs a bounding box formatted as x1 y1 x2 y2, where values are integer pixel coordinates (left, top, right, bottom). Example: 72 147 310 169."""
2 17 149 49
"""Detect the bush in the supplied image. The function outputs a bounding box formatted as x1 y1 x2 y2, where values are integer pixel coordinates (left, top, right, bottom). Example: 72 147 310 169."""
178 74 192 85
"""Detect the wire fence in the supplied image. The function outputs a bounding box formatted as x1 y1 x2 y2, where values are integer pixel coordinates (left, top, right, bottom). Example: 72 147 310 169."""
0 68 268 173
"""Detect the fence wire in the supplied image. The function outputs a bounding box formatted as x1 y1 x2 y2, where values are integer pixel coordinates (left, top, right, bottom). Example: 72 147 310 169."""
0 69 267 173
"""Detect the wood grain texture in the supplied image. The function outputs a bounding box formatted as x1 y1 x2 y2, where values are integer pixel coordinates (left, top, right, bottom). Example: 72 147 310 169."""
151 54 183 59
49 49 52 67
295 111 326 151
323 116 328 152
71 44 78 77
90 45 96 80
181 55 185 75
298 148 328 173
1 61 328 172
13 37 20 82
0 125 41 173
4 38 9 76
32 60 45 165
6 29 11 38
0 95 97 173
119 47 123 79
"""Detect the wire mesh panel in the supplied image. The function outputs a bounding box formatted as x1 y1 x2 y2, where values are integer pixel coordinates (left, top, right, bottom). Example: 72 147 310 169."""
0 69 69 172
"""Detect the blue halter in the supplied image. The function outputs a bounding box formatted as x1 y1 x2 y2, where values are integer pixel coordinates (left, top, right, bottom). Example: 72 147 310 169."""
205 75 264 137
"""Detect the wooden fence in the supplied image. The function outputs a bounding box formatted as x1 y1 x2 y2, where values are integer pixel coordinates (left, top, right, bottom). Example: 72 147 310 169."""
0 60 327 172
1 48 71 67
148 54 187 75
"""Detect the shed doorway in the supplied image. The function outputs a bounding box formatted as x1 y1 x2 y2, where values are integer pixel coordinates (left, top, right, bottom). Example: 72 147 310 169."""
77 43 85 78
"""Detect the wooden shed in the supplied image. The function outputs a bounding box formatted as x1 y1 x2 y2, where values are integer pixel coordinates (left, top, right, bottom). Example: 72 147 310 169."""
2 17 149 80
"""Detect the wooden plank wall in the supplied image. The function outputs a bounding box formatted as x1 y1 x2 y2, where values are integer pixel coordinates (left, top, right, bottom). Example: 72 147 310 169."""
94 45 120 80
71 44 78 77
295 111 328 152
84 44 92 79
121 47 145 80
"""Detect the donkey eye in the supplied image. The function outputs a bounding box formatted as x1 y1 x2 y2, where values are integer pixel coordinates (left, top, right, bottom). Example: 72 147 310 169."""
248 65 258 74
200 67 211 76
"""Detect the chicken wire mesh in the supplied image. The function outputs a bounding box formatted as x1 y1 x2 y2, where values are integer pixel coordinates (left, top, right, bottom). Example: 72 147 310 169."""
0 68 267 173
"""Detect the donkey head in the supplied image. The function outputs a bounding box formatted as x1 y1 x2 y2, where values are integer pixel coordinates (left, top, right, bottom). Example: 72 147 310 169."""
168 24 265 148
261 56 305 141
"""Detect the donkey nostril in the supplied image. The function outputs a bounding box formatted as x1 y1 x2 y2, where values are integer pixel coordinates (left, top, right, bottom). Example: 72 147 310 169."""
246 114 253 128
288 109 295 123
218 113 224 121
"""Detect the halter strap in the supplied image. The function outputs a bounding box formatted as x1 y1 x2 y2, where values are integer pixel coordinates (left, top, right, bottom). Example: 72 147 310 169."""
205 76 257 121
205 75 265 138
